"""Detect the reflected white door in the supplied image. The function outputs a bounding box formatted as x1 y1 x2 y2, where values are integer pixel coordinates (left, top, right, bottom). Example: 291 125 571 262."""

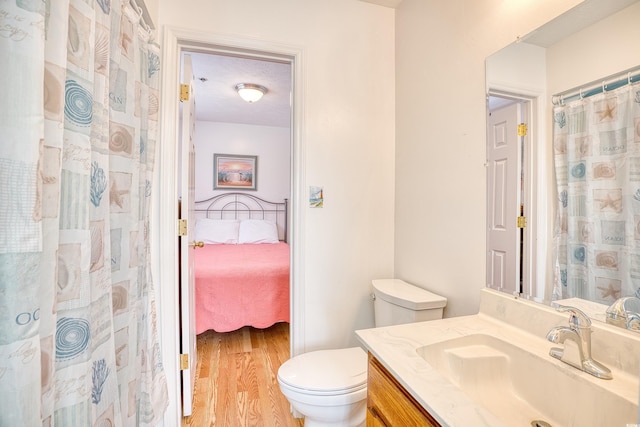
486 102 520 293
179 54 198 416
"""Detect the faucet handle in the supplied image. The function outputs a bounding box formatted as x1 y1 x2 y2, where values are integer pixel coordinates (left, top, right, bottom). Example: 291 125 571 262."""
553 304 592 328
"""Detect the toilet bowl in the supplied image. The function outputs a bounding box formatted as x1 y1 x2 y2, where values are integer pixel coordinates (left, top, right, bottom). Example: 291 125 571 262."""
277 347 367 427
277 279 447 426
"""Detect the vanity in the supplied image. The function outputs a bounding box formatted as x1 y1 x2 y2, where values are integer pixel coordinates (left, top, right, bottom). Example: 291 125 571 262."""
367 352 440 426
356 288 640 427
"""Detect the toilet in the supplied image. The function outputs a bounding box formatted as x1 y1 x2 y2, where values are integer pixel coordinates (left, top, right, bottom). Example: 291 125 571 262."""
277 279 447 427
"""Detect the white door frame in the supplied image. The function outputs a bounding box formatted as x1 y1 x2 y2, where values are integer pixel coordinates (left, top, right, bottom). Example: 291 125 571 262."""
486 86 547 301
155 26 306 425
178 53 197 415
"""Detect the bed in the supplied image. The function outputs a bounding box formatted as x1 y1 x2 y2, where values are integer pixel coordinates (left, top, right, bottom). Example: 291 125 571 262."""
193 193 290 334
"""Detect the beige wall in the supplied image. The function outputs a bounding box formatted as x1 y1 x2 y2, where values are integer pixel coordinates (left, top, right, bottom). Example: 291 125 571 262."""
394 0 584 318
157 0 396 350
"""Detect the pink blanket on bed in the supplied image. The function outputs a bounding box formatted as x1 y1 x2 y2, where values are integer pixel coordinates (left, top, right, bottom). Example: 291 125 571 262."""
194 242 290 334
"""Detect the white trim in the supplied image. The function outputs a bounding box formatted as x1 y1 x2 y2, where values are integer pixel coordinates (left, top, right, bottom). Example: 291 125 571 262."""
157 26 306 425
487 85 548 302
157 26 181 426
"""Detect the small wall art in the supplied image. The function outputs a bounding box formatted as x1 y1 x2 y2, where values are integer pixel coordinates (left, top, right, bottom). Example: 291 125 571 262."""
213 154 257 190
309 186 323 208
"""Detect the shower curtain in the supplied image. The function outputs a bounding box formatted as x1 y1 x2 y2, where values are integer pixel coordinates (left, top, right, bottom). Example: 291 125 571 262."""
0 1 167 425
553 80 640 304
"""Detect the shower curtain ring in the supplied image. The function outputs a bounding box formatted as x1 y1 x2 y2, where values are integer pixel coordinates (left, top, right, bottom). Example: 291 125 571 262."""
579 88 584 99
629 72 633 84
602 81 607 93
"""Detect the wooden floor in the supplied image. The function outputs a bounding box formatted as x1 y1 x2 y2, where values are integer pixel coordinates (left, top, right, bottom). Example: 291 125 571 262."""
182 322 304 427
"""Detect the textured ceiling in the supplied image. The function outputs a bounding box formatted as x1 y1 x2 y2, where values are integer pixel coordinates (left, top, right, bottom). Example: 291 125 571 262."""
186 52 292 128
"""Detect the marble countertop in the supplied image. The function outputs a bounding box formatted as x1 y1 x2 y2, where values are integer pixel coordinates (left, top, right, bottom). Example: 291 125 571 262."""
355 288 640 427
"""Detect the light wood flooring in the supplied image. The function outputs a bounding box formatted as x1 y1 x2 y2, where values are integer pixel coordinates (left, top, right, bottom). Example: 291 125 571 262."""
182 322 304 427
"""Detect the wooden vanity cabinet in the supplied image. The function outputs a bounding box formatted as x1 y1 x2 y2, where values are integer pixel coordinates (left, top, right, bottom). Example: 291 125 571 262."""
366 352 441 427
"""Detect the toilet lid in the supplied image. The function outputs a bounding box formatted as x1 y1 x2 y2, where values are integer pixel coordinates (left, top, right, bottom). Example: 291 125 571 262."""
278 347 367 393
373 279 447 310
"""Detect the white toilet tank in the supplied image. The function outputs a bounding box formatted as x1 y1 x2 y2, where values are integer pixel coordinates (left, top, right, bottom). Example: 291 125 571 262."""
372 279 447 327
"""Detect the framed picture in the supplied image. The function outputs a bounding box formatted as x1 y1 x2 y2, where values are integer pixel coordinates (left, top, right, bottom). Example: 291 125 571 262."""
213 154 258 190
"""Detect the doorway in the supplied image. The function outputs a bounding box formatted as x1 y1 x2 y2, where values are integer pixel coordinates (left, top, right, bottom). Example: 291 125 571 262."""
486 92 536 298
158 28 305 424
179 48 293 413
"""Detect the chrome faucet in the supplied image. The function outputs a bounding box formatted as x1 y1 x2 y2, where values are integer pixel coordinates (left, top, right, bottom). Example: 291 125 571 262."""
546 305 613 380
606 296 640 331
627 313 640 330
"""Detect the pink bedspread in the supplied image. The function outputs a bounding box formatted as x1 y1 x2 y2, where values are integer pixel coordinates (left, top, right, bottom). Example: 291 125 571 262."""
194 242 290 334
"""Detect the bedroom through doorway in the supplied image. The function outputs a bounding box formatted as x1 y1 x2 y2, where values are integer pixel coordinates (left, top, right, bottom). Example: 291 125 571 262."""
179 48 295 419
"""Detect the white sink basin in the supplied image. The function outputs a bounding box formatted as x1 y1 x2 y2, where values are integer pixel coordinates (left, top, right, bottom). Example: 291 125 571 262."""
416 333 637 427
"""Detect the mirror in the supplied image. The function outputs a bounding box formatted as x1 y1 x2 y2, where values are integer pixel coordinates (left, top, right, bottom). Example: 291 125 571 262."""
485 0 640 317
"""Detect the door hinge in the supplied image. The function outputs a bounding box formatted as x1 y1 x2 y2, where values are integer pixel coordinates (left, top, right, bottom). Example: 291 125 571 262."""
180 84 190 101
517 123 528 137
180 353 189 370
517 216 527 228
178 219 187 236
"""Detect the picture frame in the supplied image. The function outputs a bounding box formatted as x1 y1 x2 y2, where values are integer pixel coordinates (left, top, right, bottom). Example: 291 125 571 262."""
213 154 258 190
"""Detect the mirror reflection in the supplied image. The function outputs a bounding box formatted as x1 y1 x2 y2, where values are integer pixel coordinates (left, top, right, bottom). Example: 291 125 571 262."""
485 0 640 320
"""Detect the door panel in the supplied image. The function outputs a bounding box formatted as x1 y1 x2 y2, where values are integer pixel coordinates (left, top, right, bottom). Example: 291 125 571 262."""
180 54 197 416
487 102 520 293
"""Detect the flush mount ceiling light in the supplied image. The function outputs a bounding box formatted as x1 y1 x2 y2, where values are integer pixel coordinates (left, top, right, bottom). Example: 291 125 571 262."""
235 83 268 103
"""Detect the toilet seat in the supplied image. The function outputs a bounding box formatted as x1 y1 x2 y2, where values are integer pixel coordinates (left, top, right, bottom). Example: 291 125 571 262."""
277 347 367 395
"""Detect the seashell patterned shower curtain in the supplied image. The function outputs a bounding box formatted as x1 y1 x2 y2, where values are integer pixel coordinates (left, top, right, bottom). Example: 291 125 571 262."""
0 0 167 425
553 81 640 304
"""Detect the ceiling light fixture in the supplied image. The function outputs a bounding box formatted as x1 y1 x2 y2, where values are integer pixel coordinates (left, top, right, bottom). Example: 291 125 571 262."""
235 83 268 103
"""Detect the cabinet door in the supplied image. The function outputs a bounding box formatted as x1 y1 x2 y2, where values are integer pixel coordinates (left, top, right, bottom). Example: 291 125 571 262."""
367 408 388 427
367 353 440 427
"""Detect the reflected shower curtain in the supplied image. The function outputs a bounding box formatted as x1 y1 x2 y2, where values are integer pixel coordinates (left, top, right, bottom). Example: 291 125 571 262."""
553 81 640 303
0 1 167 425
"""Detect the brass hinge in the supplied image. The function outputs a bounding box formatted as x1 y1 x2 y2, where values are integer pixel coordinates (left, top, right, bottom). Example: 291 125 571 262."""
517 123 528 137
180 84 190 101
517 216 527 228
178 219 187 236
180 354 189 370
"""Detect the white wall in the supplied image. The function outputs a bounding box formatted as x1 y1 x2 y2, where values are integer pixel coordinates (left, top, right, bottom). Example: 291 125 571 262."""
157 0 396 350
394 0 584 318
193 121 290 202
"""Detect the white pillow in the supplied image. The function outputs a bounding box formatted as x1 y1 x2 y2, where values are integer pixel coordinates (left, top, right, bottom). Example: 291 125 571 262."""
194 219 239 244
238 220 279 244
